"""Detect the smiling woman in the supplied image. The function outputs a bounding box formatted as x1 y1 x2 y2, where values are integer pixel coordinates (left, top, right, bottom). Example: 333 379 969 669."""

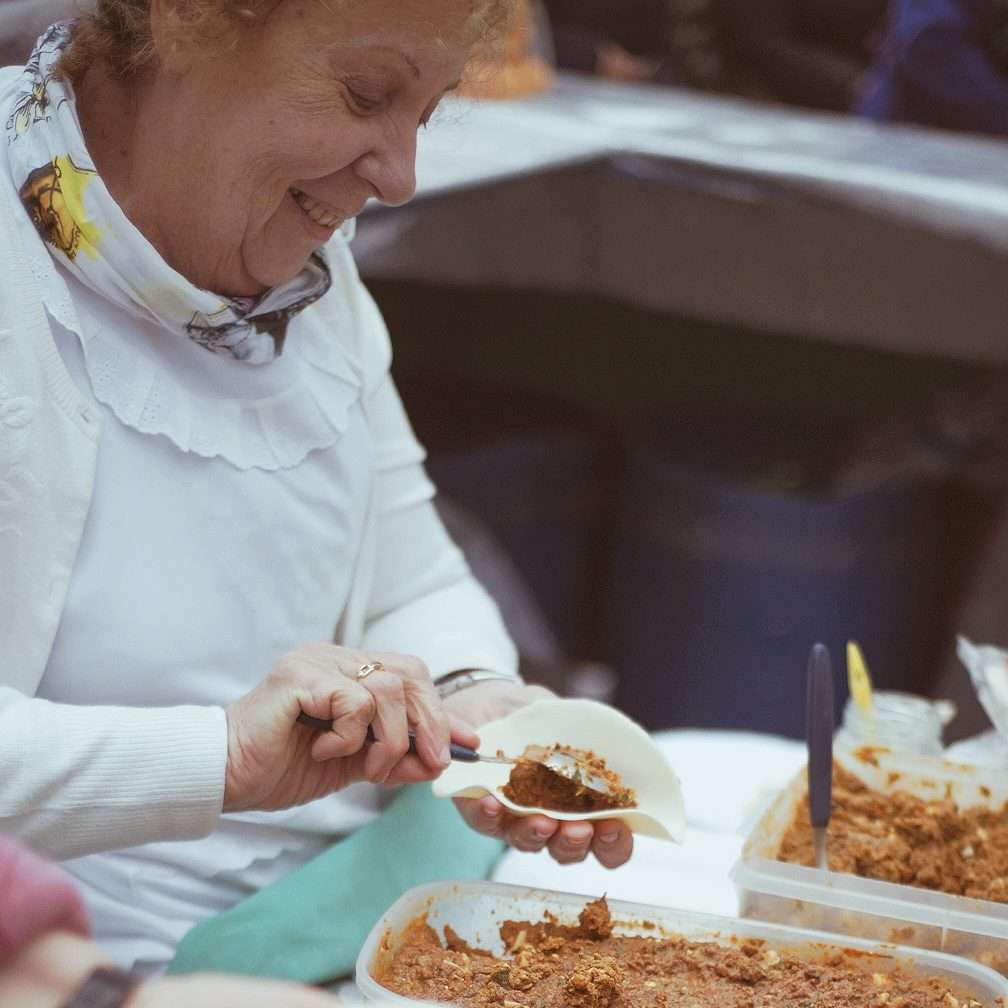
56 0 507 295
0 0 638 976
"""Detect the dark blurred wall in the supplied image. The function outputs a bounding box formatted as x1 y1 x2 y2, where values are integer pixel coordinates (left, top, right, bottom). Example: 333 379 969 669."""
371 279 997 737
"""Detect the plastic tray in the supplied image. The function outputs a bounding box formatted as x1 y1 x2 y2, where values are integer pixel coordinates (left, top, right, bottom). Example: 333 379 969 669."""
355 879 1008 1006
732 746 1008 974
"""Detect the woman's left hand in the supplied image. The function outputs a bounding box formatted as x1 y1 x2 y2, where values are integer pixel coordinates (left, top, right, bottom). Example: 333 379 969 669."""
444 681 634 870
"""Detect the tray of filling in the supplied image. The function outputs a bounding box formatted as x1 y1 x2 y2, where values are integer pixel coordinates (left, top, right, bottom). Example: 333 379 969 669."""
732 746 1008 975
356 880 1007 1007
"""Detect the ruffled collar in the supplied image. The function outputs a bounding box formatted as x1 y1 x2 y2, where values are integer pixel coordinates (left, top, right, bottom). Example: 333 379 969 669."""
18 198 365 472
1 54 366 472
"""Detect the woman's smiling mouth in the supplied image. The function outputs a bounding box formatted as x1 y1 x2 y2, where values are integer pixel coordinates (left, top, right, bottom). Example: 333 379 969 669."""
290 187 343 230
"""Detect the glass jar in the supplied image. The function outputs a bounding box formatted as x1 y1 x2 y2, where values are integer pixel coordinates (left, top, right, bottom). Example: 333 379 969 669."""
835 691 956 757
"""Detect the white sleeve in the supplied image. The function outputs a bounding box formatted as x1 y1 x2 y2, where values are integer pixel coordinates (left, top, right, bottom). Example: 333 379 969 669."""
0 688 226 860
359 375 519 680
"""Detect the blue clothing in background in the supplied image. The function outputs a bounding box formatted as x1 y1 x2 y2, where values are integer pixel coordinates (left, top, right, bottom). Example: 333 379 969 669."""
861 0 1008 136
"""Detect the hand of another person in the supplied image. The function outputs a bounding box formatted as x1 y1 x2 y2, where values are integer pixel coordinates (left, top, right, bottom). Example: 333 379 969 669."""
595 41 659 82
0 931 337 1008
223 643 478 813
445 681 634 870
129 973 339 1008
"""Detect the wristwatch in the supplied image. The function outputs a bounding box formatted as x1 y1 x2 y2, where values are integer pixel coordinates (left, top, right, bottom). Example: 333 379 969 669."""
61 967 142 1008
435 668 523 700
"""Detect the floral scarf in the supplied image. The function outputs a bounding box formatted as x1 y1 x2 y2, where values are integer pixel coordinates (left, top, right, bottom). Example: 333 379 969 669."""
5 23 331 364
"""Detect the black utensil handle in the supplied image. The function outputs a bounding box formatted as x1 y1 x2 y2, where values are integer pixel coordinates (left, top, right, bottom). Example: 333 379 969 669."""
806 642 835 829
295 712 480 762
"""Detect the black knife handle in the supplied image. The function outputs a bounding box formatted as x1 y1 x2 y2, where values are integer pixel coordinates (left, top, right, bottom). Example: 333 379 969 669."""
806 642 835 829
295 712 480 762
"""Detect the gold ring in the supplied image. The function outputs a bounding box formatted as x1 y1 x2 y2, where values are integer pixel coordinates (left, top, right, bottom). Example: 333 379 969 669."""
357 662 384 680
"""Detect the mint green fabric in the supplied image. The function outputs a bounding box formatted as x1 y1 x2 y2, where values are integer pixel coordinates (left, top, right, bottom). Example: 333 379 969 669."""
167 785 504 984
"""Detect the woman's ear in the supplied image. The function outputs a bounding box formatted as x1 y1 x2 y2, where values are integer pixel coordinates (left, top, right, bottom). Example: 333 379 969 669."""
148 0 196 75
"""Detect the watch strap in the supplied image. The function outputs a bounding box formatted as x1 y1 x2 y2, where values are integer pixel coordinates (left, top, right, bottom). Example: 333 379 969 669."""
435 668 522 699
61 967 142 1008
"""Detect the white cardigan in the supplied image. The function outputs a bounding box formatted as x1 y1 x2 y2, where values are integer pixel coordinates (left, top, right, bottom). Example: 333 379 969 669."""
0 83 517 859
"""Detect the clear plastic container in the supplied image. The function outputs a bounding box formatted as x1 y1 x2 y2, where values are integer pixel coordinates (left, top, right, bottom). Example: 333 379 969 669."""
732 747 1008 975
355 879 1008 1005
959 636 1008 742
835 691 955 756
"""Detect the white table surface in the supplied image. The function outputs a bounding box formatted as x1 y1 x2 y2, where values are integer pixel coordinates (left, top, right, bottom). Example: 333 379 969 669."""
404 76 1008 249
357 77 1008 365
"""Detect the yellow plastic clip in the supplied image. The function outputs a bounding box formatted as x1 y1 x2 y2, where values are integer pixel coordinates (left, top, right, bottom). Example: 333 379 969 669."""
847 640 874 714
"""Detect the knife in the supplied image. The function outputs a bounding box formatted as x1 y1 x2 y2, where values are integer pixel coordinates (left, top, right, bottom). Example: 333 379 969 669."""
295 711 513 764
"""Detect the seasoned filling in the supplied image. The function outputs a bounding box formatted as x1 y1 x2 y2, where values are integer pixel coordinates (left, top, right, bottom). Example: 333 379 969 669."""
778 763 1008 902
376 897 988 1007
500 746 636 813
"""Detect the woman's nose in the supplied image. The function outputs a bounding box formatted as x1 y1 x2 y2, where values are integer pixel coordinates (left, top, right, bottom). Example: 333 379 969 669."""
356 129 418 207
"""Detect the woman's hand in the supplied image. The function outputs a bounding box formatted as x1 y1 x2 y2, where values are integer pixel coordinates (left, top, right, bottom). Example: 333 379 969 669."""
129 974 338 1008
223 643 477 813
445 681 634 870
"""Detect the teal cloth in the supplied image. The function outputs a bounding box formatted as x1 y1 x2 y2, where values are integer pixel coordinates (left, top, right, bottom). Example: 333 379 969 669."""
167 785 504 984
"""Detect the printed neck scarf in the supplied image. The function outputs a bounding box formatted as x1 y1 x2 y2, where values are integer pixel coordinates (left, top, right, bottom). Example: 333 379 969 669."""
5 23 331 363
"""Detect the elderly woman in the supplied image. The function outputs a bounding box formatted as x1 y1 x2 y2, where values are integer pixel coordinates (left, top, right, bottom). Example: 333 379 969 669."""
0 0 634 974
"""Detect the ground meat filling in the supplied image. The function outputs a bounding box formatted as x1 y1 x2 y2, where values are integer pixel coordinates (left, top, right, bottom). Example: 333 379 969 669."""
376 896 989 1007
778 764 1008 902
500 746 636 813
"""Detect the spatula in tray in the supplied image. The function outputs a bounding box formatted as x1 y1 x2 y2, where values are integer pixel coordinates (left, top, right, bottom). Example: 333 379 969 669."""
806 642 834 871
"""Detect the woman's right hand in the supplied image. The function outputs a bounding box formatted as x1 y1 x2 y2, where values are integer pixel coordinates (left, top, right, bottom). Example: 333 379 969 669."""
222 643 478 813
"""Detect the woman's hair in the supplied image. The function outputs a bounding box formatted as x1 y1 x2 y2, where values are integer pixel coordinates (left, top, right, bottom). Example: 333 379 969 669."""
58 0 513 81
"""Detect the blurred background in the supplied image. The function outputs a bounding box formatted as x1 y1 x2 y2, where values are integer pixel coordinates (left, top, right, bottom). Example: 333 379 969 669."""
6 0 1008 742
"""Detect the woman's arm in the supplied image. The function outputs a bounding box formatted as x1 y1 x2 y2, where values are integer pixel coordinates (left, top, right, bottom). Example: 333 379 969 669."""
2 639 459 860
0 688 226 860
359 375 519 681
356 366 633 870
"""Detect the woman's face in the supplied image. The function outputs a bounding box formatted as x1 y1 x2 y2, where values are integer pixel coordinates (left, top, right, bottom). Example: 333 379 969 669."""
127 0 475 294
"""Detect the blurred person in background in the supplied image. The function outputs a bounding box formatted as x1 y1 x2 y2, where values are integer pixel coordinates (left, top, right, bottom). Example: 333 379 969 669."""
0 834 338 1007
541 0 737 88
541 0 673 82
860 0 1008 137
715 0 887 111
541 0 886 109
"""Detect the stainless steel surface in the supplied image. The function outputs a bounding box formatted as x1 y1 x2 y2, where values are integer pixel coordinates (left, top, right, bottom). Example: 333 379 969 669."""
356 76 1008 364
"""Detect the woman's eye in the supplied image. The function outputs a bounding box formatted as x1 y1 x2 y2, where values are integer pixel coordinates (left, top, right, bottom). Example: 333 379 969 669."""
346 87 383 113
